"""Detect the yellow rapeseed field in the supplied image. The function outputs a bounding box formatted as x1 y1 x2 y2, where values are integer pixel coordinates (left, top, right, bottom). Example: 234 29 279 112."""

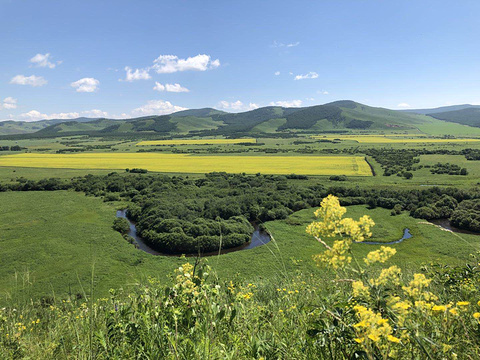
137 138 257 146
312 135 480 144
0 153 372 176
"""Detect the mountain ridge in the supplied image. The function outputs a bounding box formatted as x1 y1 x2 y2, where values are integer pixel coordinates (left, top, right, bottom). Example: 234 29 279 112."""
3 101 480 137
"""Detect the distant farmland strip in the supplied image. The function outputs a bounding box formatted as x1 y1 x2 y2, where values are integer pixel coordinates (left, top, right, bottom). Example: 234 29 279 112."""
312 135 480 144
0 153 373 176
137 138 257 146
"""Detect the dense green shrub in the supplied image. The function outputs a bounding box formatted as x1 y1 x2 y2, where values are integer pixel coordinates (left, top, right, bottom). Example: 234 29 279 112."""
112 217 130 234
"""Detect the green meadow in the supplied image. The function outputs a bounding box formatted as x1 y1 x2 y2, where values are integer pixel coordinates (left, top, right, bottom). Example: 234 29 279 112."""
1 190 478 303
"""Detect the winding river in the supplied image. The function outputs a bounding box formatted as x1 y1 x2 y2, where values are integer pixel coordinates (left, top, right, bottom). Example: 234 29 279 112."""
356 228 412 245
116 209 272 256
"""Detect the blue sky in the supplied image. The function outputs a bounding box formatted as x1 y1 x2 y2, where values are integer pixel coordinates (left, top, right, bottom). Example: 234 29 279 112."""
1 0 480 121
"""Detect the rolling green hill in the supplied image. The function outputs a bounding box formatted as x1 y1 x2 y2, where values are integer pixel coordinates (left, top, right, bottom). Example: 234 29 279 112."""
428 108 480 128
402 104 480 115
0 117 99 135
5 101 480 138
169 107 227 117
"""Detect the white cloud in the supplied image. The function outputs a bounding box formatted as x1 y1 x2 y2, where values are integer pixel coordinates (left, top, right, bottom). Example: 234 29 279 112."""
1 97 17 110
17 109 105 121
49 112 80 119
153 83 165 91
269 100 303 108
123 66 151 81
71 78 100 92
153 82 190 93
274 71 280 76
82 109 108 118
17 110 48 121
217 100 259 112
306 97 315 101
272 41 300 48
320 90 329 95
397 103 411 108
152 54 220 74
294 72 319 80
30 53 60 68
131 100 188 116
10 75 47 87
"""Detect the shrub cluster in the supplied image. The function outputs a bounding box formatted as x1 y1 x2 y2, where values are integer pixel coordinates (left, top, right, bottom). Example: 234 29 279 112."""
430 162 468 175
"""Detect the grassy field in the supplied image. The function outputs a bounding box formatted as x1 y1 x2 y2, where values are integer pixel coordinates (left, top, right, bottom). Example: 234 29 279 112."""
136 138 257 146
0 191 186 303
0 153 373 176
1 190 478 303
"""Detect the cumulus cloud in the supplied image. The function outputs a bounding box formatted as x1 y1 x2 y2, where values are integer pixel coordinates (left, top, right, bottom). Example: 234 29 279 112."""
269 100 303 108
217 100 259 112
152 54 220 74
131 100 188 116
274 71 280 76
320 90 329 95
71 78 100 92
272 41 300 48
30 53 61 68
153 82 190 93
306 97 315 101
1 97 17 110
397 103 411 108
17 110 48 121
294 72 319 80
10 75 47 87
49 112 81 119
82 109 109 118
123 66 151 81
16 109 112 121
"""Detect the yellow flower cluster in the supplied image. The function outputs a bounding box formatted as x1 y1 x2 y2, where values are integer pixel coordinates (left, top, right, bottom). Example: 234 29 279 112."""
307 195 375 270
352 280 370 298
370 265 402 286
388 297 411 326
174 263 200 300
307 195 347 239
364 246 397 266
313 240 352 270
353 305 400 344
402 273 433 298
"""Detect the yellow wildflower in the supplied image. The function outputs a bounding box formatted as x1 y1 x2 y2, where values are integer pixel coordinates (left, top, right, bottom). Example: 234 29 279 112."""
388 335 401 343
449 308 459 316
364 246 397 266
352 280 370 298
370 265 402 286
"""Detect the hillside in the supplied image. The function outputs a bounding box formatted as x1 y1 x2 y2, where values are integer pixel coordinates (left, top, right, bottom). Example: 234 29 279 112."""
5 101 480 138
0 117 98 135
402 104 480 115
428 107 480 128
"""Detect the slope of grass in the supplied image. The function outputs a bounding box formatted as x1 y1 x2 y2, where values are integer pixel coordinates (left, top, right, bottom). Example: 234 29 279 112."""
1 190 477 304
429 108 480 127
170 116 224 133
0 191 184 303
415 116 480 136
251 118 286 133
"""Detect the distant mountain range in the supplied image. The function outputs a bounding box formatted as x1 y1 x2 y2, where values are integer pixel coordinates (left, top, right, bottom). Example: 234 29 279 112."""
402 104 480 128
401 104 480 115
3 101 480 137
